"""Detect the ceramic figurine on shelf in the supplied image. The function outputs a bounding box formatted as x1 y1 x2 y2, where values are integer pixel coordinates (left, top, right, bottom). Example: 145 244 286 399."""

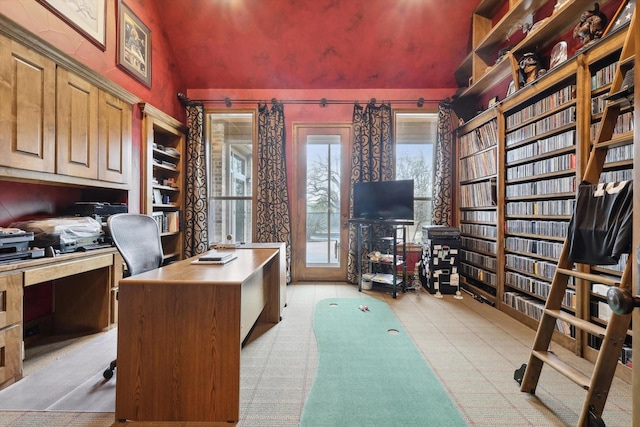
573 3 608 47
518 52 546 86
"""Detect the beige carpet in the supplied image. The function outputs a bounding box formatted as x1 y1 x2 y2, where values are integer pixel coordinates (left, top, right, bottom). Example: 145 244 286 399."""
0 282 633 426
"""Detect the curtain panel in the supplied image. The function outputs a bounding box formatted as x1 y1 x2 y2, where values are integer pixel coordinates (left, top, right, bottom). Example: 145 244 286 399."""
256 102 292 283
432 100 454 226
184 103 209 257
347 102 394 284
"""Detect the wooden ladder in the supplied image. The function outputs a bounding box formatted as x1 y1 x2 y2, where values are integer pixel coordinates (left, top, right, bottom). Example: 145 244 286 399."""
518 12 636 427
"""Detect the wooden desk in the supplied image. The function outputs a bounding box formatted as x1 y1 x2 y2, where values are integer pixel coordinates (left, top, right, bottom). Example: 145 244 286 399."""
115 247 283 424
0 248 121 390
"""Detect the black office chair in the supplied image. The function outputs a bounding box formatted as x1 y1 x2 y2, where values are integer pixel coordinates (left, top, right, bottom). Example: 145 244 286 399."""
102 213 164 379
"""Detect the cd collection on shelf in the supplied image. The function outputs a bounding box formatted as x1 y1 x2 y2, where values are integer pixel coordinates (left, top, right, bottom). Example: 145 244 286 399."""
459 147 497 181
459 223 497 238
460 210 496 222
505 85 576 129
505 176 576 197
505 236 564 259
503 292 574 336
458 119 498 158
505 199 575 216
459 179 496 207
506 152 575 180
505 130 575 162
460 250 497 270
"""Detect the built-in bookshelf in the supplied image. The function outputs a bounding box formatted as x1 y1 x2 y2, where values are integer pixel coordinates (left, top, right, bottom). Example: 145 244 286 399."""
456 111 499 303
140 103 187 265
501 77 578 345
452 3 635 378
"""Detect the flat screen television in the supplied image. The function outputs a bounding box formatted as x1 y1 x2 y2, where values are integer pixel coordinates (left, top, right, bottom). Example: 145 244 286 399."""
352 179 414 221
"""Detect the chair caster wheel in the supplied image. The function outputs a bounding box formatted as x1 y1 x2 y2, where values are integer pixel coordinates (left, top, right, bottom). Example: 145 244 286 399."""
103 368 114 380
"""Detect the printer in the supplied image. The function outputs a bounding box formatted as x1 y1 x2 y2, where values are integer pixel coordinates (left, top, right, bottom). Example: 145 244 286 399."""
0 228 44 262
10 216 108 254
65 202 128 224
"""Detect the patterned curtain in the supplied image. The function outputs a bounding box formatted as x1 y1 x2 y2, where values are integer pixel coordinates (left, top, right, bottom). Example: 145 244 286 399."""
432 99 453 226
184 103 209 257
256 101 292 283
347 102 394 284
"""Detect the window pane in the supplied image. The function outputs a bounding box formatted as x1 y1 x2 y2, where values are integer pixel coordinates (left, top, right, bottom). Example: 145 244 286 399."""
207 113 253 244
306 135 341 267
395 113 437 242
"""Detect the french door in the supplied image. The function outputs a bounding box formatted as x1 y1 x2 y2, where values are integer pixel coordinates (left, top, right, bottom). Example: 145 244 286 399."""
291 123 352 281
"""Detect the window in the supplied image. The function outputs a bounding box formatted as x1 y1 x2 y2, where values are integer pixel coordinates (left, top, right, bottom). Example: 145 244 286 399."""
206 112 254 245
394 112 438 243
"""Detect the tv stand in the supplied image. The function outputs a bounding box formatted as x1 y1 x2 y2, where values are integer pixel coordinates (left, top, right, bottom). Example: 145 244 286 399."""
350 218 413 298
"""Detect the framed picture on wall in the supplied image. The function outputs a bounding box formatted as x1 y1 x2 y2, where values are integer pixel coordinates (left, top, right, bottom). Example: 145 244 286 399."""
37 0 106 50
117 1 152 88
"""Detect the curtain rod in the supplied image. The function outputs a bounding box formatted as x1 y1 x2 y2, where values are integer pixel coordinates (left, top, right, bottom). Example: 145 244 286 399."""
177 92 448 108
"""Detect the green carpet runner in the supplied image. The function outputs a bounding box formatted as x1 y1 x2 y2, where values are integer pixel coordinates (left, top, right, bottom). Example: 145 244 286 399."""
300 297 467 426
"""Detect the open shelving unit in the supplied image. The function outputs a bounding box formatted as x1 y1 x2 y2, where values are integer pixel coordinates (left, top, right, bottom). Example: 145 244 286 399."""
455 0 618 118
140 103 188 265
351 219 411 299
456 110 500 304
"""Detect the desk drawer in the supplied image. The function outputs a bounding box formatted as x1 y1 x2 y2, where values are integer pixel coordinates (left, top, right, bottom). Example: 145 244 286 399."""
0 323 22 389
0 273 22 329
24 254 113 286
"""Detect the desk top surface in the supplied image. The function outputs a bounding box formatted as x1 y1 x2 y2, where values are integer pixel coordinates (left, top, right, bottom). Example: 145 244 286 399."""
121 247 279 286
0 247 117 274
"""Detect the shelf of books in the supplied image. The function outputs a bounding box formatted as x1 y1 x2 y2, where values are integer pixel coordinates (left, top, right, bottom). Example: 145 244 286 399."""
456 110 499 304
501 77 579 350
140 103 187 265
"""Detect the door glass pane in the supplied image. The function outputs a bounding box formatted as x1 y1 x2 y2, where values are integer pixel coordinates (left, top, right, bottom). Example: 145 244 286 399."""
306 135 341 267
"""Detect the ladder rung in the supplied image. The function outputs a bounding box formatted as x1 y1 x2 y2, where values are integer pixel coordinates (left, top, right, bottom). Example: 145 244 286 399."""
592 131 634 148
544 309 606 337
556 268 619 286
532 350 591 390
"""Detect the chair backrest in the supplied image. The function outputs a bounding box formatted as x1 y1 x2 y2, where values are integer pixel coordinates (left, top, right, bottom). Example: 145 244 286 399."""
108 213 163 276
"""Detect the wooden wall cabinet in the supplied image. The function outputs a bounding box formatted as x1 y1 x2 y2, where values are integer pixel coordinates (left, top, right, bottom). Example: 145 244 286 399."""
56 67 99 180
0 34 56 173
56 68 132 185
140 103 187 264
453 2 634 378
0 27 134 190
97 91 132 184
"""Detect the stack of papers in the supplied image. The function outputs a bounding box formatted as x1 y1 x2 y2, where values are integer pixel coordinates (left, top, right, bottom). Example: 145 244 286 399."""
191 251 237 265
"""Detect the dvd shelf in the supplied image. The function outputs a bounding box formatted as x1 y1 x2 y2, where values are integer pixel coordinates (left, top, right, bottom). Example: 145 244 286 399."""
456 112 499 302
502 76 579 341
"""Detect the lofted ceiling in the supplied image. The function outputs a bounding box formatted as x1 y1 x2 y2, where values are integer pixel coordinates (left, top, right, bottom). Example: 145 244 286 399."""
155 0 477 90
